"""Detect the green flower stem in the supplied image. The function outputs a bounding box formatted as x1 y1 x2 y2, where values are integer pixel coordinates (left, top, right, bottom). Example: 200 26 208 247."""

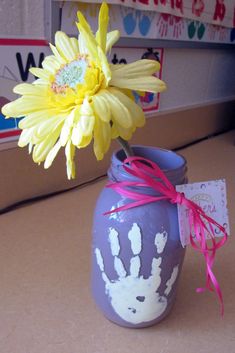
116 137 134 158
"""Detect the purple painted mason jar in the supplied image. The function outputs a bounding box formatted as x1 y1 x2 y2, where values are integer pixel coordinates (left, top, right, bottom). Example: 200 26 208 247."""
92 146 187 328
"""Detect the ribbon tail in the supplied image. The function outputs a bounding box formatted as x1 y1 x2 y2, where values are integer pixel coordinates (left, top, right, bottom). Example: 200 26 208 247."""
189 208 226 316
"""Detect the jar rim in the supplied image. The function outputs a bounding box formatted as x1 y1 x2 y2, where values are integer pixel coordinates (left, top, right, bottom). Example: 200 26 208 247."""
108 145 187 187
112 145 187 173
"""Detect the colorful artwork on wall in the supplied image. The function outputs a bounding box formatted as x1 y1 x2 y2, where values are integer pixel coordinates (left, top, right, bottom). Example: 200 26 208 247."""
70 0 235 29
61 2 235 44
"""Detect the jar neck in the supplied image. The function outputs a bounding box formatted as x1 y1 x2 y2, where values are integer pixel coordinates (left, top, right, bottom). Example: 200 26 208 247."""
108 145 187 187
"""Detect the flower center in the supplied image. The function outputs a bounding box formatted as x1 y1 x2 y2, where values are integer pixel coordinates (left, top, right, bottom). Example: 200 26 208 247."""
51 55 89 93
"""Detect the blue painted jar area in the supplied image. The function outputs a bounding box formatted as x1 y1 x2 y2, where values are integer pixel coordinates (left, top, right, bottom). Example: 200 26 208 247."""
92 146 187 328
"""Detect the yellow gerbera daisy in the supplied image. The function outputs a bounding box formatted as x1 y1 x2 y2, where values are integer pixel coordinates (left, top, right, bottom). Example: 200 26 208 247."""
1 2 166 179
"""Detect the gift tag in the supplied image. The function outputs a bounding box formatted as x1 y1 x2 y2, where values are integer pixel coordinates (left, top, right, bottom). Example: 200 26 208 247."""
176 179 230 247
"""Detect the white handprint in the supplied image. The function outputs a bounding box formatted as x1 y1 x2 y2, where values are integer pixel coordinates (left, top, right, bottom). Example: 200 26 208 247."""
95 223 179 324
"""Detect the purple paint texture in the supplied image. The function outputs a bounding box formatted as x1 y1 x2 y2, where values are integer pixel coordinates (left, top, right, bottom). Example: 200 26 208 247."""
92 146 187 328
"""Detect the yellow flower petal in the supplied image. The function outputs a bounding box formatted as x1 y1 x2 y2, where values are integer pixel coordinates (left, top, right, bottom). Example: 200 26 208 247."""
71 105 94 148
35 115 65 140
93 117 111 160
110 63 125 71
44 140 62 169
110 76 167 93
111 60 160 78
106 30 120 53
71 125 83 147
78 33 88 55
55 31 78 61
76 10 100 60
79 114 95 136
80 135 93 148
96 2 109 52
92 93 111 123
76 24 98 60
49 43 66 65
101 90 132 129
112 122 134 141
18 128 35 147
108 87 145 128
77 10 94 41
69 37 79 54
60 109 77 146
2 96 50 117
18 109 58 129
33 78 49 85
42 55 61 73
29 67 51 81
13 83 48 96
97 46 111 85
65 140 76 179
32 125 61 163
111 123 119 139
78 99 95 136
110 60 166 92
28 142 33 154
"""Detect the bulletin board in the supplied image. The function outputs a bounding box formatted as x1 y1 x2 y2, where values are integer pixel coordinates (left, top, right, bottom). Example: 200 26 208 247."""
57 1 235 45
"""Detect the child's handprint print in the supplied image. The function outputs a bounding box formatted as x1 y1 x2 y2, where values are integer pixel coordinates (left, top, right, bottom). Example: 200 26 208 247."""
121 7 137 35
157 14 184 39
208 25 226 41
137 10 154 36
95 223 179 324
187 20 205 40
120 6 154 36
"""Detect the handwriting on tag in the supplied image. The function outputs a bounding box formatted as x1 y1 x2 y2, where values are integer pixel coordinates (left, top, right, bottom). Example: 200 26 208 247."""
176 179 230 247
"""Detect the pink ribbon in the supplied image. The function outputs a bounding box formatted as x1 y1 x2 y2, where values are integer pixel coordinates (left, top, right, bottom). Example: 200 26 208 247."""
105 156 228 315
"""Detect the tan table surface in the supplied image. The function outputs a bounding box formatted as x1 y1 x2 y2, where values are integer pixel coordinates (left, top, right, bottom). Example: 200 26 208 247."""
0 131 234 353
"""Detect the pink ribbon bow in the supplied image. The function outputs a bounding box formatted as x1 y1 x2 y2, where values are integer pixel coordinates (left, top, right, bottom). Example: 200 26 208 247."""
104 156 228 315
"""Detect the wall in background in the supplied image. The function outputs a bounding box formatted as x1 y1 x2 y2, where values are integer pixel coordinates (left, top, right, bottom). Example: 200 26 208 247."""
0 0 45 38
160 48 235 112
0 0 234 114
